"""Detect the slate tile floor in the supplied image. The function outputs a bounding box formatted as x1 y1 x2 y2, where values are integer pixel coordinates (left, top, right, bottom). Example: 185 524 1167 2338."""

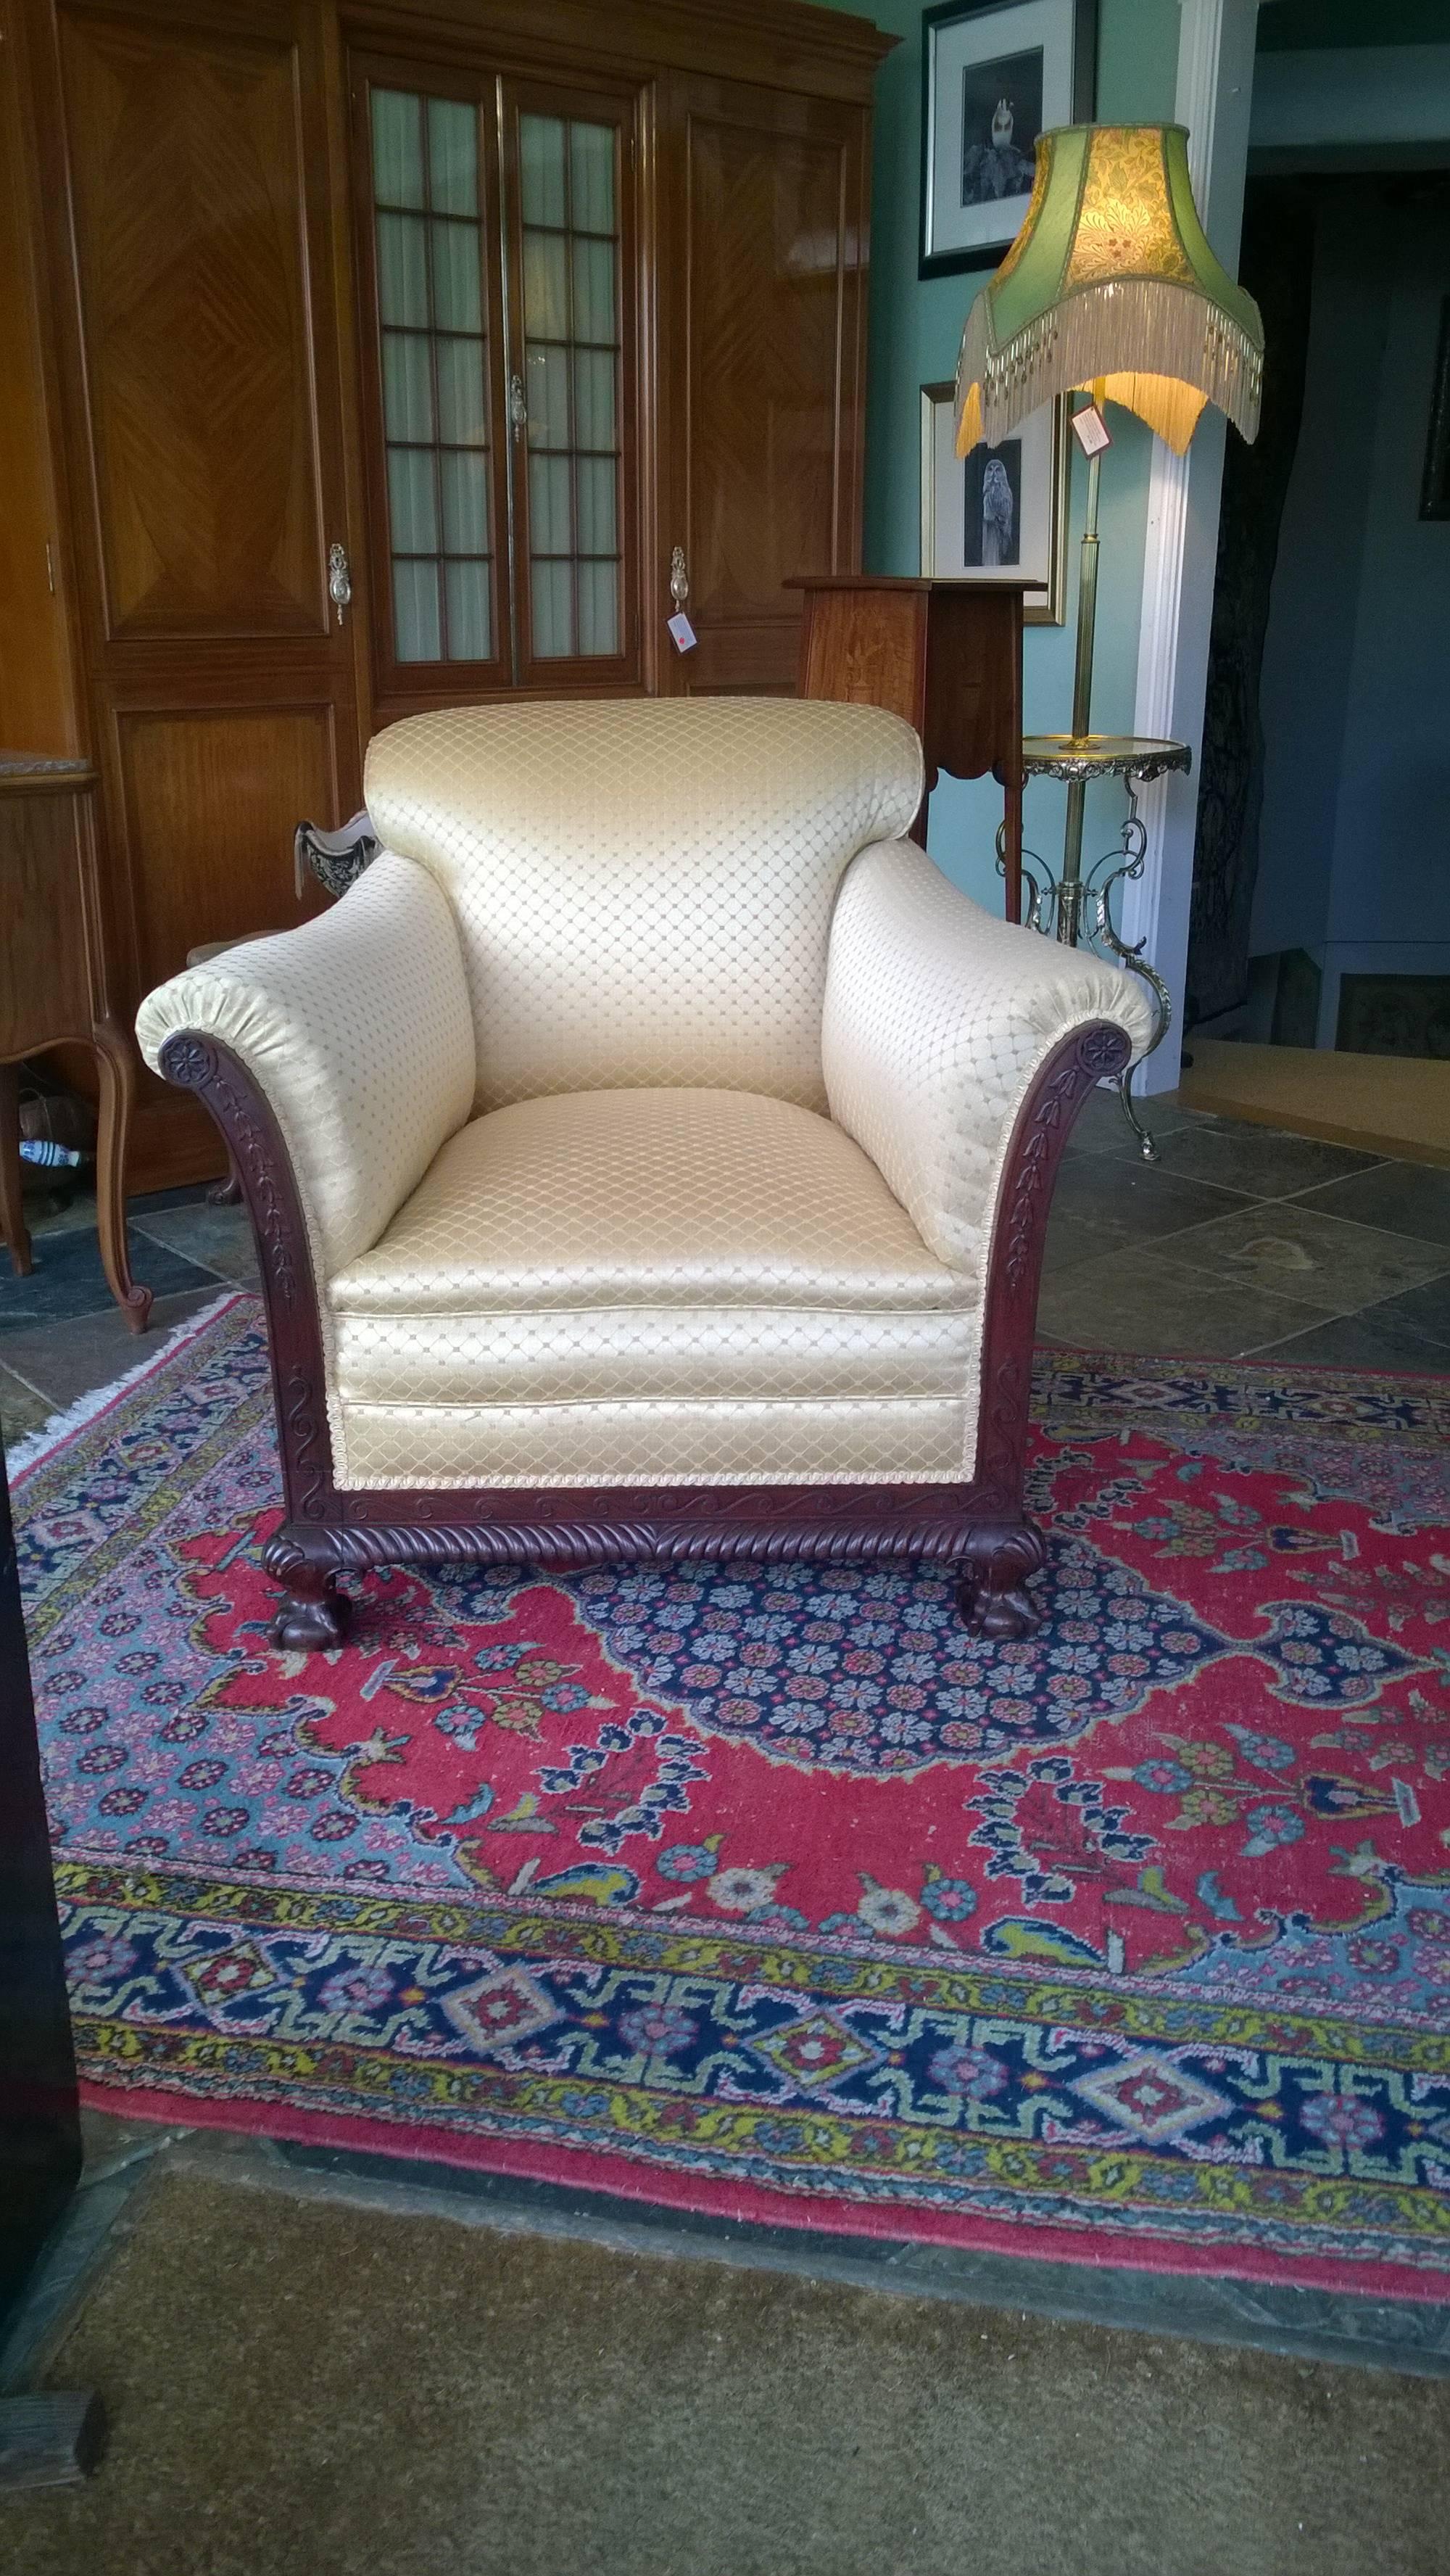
3 1099 1449 2414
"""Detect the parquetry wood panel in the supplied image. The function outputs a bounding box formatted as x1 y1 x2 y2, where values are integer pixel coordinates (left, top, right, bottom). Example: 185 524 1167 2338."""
57 10 325 638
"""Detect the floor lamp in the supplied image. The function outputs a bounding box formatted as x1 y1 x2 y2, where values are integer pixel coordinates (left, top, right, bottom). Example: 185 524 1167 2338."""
955 123 1264 1078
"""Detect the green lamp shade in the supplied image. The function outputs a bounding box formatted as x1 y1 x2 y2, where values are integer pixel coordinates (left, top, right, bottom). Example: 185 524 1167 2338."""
956 123 1264 457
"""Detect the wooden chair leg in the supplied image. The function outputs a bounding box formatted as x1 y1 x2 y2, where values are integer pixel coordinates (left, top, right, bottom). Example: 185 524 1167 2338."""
0 1063 33 1279
92 1028 152 1334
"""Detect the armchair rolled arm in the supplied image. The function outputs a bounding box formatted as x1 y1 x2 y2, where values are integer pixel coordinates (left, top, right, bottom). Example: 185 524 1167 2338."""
136 851 476 1279
823 839 1158 1279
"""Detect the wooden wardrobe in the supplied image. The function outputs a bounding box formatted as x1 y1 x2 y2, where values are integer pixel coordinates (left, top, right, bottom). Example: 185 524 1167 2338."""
1 0 890 1189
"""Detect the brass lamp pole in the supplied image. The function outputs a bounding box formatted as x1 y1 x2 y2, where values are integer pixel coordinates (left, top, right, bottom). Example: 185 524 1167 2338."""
955 122 1264 977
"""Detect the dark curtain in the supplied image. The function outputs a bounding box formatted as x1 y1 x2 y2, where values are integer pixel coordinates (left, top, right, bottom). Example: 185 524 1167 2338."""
1185 183 1317 1029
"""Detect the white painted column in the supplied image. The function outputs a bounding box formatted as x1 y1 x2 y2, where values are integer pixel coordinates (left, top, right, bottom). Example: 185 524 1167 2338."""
1118 0 1263 1094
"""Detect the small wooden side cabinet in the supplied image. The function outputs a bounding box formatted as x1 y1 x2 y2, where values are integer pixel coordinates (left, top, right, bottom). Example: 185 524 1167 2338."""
790 575 1040 922
0 759 150 1332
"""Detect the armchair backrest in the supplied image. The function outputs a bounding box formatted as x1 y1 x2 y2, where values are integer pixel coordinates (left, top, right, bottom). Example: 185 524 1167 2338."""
363 698 922 1112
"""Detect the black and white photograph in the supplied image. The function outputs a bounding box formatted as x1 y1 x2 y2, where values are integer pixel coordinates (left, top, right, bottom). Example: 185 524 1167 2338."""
959 51 1042 207
920 380 1068 621
920 0 1095 277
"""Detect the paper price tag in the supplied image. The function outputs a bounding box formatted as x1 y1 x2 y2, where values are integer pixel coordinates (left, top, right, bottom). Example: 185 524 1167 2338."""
667 612 697 653
1072 402 1111 458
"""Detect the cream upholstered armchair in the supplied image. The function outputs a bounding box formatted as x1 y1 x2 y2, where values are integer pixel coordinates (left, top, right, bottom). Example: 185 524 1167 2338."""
137 699 1154 1650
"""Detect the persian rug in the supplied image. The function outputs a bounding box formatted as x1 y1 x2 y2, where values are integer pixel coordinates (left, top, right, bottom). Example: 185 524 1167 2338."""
15 1295 1450 2296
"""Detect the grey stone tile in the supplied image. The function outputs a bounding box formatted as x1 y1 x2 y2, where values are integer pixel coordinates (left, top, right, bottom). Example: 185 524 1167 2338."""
1290 1159 1450 1249
1246 1303 1450 1369
1035 1246 1333 1358
133 1200 259 1287
0 1286 227 1411
1041 1212 1124 1279
1148 1202 1450 1319
0 1362 53 1453
1150 1125 1384 1202
1365 1271 1450 1345
0 1223 219 1334
269 2137 1450 2381
1064 1087 1210 1162
1045 1153 1251 1244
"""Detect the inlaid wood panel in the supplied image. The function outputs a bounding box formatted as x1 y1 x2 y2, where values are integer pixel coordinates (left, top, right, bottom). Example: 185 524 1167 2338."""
117 708 333 988
58 9 326 638
662 77 868 693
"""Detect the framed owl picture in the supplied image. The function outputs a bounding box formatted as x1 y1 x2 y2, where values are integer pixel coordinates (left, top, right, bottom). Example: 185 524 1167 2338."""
920 382 1069 624
919 0 1096 278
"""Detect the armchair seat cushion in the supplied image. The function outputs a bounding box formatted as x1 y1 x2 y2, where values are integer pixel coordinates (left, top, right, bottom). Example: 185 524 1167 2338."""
326 1089 976 1488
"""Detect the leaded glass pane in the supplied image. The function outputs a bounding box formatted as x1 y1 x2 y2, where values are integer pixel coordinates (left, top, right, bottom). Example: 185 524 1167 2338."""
431 219 481 332
394 558 442 661
381 331 434 442
372 91 424 209
529 454 573 553
436 338 487 446
441 450 488 553
575 454 616 556
577 559 618 656
387 447 438 552
572 349 615 451
571 236 615 343
531 558 573 658
519 114 567 227
428 97 477 216
444 559 490 659
569 121 614 234
376 213 428 327
522 231 568 339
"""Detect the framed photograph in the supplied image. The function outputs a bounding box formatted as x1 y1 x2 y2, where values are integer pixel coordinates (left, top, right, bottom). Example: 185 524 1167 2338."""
920 381 1069 623
1420 294 1450 521
919 0 1096 280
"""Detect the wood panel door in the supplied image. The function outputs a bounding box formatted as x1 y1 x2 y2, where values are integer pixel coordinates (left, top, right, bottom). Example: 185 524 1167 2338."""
658 73 870 695
37 0 363 1165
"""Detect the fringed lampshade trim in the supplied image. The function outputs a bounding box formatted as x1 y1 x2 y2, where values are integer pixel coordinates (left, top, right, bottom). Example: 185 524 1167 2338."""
956 273 1263 455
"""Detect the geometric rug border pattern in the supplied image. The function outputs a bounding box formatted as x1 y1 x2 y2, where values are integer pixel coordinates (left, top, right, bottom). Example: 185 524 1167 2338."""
20 1297 1450 2300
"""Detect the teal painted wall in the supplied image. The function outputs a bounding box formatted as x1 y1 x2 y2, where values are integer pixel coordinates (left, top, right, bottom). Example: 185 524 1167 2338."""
819 0 1185 901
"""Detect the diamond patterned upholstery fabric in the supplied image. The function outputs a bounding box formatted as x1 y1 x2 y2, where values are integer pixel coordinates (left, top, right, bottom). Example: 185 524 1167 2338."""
362 697 924 1112
135 851 475 1278
328 1089 975 1486
824 838 1159 1276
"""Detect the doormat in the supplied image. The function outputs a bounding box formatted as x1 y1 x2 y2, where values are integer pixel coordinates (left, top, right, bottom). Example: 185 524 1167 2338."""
16 1295 1450 2297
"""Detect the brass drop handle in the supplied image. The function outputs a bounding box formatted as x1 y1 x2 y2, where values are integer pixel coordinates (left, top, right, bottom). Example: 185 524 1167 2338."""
669 545 688 608
328 542 352 628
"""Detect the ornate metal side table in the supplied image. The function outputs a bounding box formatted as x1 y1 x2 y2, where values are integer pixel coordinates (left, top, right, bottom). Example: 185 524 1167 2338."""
998 733 1191 1161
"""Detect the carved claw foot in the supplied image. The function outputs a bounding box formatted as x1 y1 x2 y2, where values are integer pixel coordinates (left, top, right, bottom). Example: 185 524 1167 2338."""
955 1519 1048 1640
263 1528 351 1651
270 1585 352 1650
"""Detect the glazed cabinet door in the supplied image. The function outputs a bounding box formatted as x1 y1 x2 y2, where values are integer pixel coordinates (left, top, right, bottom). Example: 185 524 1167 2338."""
657 73 870 695
351 51 643 714
36 0 363 1014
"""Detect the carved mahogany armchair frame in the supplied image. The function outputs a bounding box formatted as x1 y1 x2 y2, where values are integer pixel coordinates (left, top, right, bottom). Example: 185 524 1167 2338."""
159 1019 1129 1648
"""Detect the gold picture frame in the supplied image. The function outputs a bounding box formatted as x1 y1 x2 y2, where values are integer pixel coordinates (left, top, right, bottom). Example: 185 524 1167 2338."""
920 382 1069 624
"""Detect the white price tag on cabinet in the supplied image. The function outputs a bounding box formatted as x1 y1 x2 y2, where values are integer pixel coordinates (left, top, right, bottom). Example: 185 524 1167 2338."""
667 611 697 653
